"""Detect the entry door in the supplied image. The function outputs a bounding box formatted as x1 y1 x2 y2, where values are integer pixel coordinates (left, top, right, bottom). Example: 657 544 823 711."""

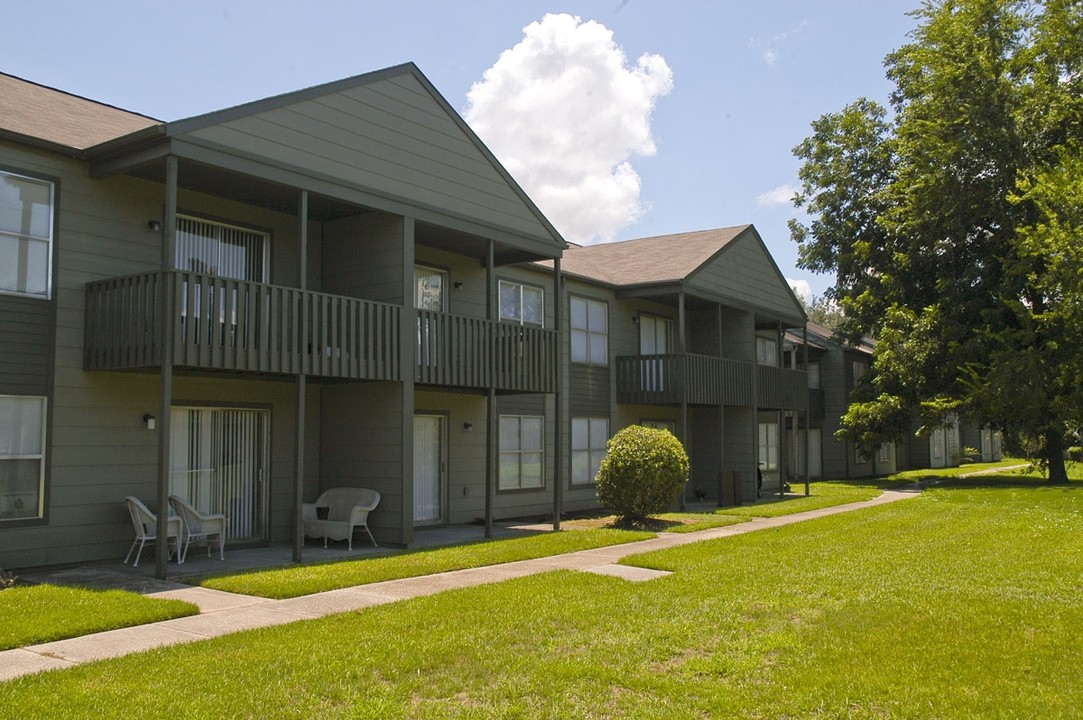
170 407 269 541
929 427 947 468
414 415 445 524
807 428 823 478
639 315 672 391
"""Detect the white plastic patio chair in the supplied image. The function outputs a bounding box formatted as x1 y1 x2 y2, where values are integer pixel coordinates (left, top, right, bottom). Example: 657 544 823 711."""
169 495 228 563
123 496 183 567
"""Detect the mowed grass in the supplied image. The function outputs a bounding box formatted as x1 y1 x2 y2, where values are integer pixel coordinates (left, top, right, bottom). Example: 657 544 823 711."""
6 474 1080 718
0 585 198 651
198 528 654 599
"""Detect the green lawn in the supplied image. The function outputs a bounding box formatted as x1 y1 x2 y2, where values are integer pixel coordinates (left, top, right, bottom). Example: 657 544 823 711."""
198 527 654 599
6 474 1080 718
0 585 198 651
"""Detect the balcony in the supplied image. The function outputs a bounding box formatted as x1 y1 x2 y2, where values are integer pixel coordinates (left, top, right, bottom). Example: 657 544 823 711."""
615 354 754 406
757 365 808 410
85 274 559 392
416 310 558 393
85 271 401 381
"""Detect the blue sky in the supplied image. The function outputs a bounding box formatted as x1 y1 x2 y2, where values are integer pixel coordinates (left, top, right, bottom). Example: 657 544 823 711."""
3 1 918 299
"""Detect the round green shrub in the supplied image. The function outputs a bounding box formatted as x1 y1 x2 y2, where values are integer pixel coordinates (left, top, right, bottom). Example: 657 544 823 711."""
596 425 689 526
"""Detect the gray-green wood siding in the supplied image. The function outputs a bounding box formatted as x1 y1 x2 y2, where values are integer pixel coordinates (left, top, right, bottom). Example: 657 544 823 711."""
0 295 52 395
183 73 555 247
687 231 803 323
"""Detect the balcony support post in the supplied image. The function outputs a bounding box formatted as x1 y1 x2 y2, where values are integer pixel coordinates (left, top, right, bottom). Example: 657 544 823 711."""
293 189 308 563
552 258 563 531
778 321 785 498
400 218 416 546
678 291 687 510
803 322 810 496
484 239 495 539
154 155 178 580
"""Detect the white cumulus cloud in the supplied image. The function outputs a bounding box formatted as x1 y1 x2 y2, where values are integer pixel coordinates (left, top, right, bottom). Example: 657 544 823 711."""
465 13 673 244
757 183 798 207
787 278 812 303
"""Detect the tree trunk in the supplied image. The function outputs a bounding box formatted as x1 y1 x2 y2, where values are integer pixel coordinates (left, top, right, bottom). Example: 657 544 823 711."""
1044 429 1070 484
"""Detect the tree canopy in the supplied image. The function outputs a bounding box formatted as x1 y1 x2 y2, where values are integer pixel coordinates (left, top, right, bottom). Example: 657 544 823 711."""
790 0 1083 482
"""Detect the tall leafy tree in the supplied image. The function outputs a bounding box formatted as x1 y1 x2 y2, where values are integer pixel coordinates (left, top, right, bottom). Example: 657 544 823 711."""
791 0 1083 482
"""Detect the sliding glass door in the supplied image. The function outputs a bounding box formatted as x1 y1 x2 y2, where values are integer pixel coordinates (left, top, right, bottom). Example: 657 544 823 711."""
170 406 270 541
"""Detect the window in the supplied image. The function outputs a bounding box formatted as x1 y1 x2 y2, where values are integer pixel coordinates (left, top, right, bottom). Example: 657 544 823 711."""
0 396 46 521
414 265 447 311
499 415 544 490
756 337 778 366
807 362 821 389
851 360 868 388
758 421 779 471
499 280 544 326
877 443 892 465
642 419 676 432
570 296 607 365
571 418 608 485
175 215 268 282
0 170 54 298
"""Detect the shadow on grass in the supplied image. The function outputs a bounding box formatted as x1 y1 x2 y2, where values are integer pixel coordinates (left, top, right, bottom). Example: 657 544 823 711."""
924 474 1081 492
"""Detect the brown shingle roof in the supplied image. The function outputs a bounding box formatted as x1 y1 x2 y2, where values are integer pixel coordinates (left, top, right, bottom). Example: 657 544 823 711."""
553 226 750 286
0 73 160 151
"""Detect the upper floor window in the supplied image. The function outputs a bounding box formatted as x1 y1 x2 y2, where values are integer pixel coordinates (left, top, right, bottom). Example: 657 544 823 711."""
0 171 54 299
498 280 543 326
756 337 778 366
175 215 268 282
807 362 821 389
570 296 608 365
0 395 46 521
852 360 868 388
414 265 447 311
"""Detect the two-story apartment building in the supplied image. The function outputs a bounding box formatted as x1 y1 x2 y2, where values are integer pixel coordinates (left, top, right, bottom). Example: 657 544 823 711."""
0 65 568 575
1 65 810 575
532 226 809 506
787 322 1001 479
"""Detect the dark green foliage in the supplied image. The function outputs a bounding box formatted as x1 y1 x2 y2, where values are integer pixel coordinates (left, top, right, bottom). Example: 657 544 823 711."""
596 425 690 526
791 0 1083 481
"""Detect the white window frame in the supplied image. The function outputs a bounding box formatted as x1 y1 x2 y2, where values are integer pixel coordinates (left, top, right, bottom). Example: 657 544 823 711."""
758 421 779 471
498 280 544 326
498 415 544 490
571 417 608 486
756 337 778 366
0 170 54 300
570 296 608 365
0 395 47 521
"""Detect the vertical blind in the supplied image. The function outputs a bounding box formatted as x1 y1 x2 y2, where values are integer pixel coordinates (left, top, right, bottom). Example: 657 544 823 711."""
170 407 270 540
175 215 268 282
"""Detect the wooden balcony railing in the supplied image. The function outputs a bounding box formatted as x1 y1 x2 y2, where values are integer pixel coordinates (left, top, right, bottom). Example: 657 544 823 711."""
85 271 401 381
757 365 808 410
416 310 558 393
615 354 754 406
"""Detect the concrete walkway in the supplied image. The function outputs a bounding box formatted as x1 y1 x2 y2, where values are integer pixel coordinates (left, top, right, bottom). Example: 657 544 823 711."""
0 488 918 682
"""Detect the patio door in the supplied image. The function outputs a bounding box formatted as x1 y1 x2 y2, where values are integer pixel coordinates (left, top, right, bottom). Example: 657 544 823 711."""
170 406 270 541
639 315 672 391
413 414 445 525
